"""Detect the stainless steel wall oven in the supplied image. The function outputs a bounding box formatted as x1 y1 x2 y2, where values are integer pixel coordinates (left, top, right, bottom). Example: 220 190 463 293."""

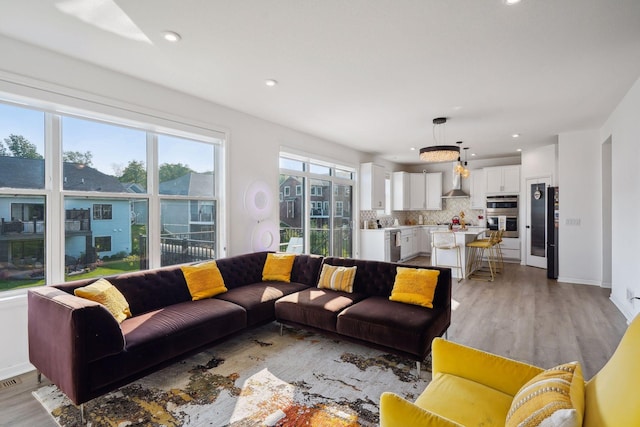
486 195 519 238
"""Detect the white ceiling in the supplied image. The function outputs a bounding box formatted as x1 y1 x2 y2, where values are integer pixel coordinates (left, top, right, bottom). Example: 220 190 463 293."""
1 0 639 164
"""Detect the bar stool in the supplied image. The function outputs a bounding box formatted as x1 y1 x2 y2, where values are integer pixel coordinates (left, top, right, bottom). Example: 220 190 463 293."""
431 231 463 282
476 229 504 274
466 231 499 281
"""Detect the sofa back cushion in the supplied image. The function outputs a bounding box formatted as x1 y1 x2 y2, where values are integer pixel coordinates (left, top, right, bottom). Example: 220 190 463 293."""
322 257 451 309
53 266 191 316
216 252 323 289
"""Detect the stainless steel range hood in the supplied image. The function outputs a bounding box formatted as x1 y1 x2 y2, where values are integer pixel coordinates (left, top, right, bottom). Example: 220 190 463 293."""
442 163 469 198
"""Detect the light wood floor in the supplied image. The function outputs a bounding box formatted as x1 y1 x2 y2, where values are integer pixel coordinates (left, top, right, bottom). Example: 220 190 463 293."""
0 261 628 426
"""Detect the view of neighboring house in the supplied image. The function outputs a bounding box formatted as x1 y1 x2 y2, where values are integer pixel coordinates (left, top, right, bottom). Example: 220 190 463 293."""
279 175 353 256
0 156 132 276
157 172 216 264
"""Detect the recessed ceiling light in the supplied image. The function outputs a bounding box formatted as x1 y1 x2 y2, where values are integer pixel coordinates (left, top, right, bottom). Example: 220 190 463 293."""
410 147 416 151
504 0 521 5
452 106 463 111
516 148 522 152
162 31 181 42
471 153 476 157
265 79 278 87
512 133 520 138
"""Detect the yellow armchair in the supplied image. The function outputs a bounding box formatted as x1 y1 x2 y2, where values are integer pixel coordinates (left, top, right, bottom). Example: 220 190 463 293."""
380 314 640 427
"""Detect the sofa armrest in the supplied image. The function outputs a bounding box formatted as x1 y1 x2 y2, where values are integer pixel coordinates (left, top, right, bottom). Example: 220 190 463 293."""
431 338 544 396
28 287 125 404
379 392 463 427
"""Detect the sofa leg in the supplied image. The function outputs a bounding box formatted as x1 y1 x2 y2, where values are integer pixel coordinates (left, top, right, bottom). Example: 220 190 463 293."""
416 361 421 379
79 403 86 425
444 329 449 340
280 323 284 336
36 370 42 384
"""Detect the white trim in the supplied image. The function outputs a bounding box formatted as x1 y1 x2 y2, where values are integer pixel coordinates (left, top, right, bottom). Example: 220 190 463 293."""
610 293 635 323
0 70 228 141
557 276 602 286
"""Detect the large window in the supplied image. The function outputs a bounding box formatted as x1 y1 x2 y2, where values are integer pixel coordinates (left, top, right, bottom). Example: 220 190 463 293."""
279 154 354 257
0 101 223 292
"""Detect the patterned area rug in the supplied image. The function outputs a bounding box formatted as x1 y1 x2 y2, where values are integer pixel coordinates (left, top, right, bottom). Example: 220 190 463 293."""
33 322 431 426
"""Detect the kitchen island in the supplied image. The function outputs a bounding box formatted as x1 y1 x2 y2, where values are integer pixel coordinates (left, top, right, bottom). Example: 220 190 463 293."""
359 225 487 266
431 228 488 279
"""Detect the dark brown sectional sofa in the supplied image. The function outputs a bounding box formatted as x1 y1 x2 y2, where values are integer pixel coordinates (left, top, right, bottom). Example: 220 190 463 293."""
28 251 451 409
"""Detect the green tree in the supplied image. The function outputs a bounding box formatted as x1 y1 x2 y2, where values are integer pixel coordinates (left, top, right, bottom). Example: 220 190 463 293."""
119 160 147 186
159 163 194 182
63 150 93 166
2 134 43 159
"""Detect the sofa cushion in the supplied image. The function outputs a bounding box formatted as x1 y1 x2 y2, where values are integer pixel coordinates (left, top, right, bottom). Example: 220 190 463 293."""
216 281 309 326
107 267 192 316
73 278 132 323
414 372 514 427
336 296 447 358
181 261 227 301
262 253 296 282
389 267 440 308
506 361 584 427
275 288 368 332
89 298 246 392
317 264 357 293
322 257 451 302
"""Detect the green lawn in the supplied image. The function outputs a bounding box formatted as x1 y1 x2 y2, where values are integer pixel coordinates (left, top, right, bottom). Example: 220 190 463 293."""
0 259 141 291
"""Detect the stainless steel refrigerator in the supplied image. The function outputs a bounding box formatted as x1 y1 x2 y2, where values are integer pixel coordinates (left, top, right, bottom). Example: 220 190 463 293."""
547 186 559 279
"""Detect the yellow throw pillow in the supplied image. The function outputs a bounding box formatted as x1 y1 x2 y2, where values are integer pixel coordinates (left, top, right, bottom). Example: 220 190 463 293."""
389 267 440 308
506 361 585 427
74 278 132 323
262 253 296 282
181 261 228 301
317 264 357 293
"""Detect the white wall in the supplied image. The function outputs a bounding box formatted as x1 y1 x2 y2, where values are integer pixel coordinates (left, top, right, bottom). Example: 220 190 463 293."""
0 36 374 379
601 76 640 321
557 130 603 286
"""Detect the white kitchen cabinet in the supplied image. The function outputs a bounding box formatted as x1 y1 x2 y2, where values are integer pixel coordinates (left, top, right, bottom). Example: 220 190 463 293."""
470 169 485 209
426 172 442 210
392 171 411 211
499 237 521 261
409 173 425 210
360 229 387 261
360 163 386 210
485 165 520 195
399 227 420 260
420 227 432 254
409 172 442 210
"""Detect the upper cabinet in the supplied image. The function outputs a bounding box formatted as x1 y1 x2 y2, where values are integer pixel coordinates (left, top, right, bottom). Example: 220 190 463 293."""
426 172 442 210
360 163 386 210
408 172 442 210
485 165 520 195
392 171 411 211
469 169 485 209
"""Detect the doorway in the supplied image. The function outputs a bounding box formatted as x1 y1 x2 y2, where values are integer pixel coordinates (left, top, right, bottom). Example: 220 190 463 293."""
526 177 552 268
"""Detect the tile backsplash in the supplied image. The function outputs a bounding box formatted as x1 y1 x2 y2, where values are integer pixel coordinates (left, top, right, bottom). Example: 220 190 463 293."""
360 198 484 229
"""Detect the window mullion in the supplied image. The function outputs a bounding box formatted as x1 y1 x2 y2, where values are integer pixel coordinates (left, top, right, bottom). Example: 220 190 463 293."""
147 133 161 269
46 113 65 284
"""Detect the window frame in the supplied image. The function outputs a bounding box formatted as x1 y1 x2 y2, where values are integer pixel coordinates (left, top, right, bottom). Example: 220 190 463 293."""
0 98 226 294
279 152 355 256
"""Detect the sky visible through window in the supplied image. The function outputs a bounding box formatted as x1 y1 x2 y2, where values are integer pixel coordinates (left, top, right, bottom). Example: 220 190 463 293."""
0 103 215 176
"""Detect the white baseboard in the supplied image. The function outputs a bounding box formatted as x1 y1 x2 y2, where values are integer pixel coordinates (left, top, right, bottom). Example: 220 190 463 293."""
0 362 35 382
609 294 636 324
557 276 602 286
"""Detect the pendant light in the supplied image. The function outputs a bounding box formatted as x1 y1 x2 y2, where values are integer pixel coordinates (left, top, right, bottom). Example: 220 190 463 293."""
419 117 460 162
